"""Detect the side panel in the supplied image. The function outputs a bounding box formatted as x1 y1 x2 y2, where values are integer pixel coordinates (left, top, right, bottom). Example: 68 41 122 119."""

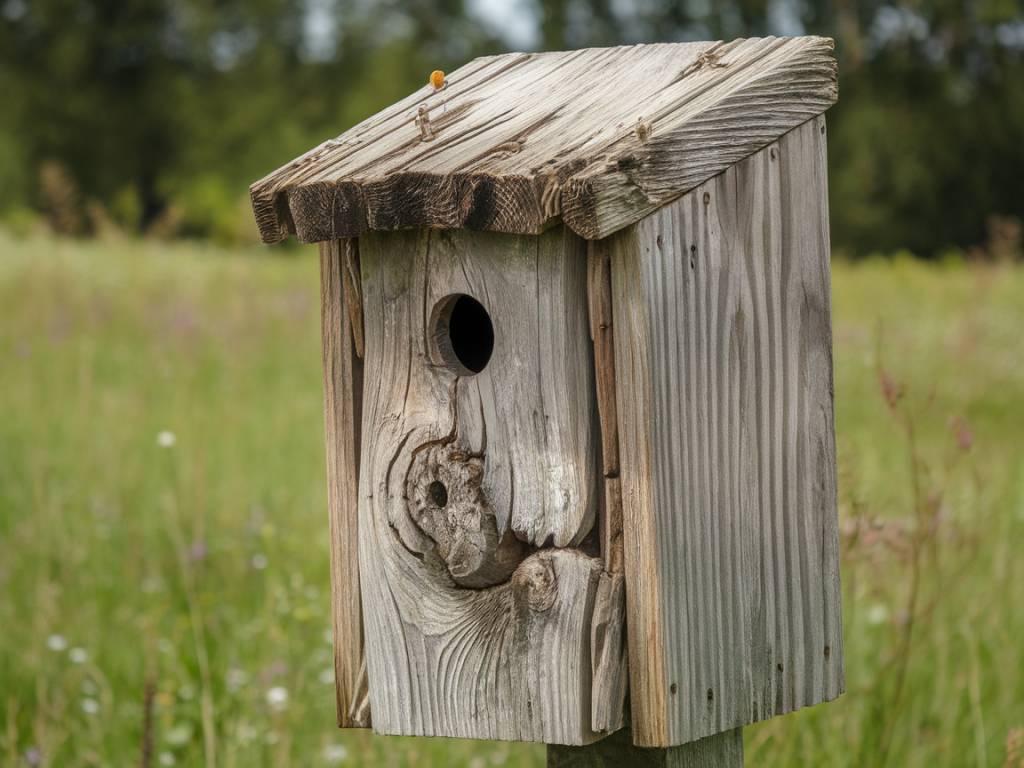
611 115 843 746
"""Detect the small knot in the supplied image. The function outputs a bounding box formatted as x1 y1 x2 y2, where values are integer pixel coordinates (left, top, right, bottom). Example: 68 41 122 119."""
513 556 558 613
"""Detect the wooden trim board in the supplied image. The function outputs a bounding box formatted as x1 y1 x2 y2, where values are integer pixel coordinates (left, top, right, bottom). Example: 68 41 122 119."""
319 239 369 728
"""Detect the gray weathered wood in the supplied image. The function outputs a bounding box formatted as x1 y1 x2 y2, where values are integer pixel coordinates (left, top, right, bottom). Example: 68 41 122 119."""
585 240 628 735
560 38 837 239
251 37 836 244
356 225 622 743
589 572 628 734
609 116 843 747
548 727 743 767
319 240 368 728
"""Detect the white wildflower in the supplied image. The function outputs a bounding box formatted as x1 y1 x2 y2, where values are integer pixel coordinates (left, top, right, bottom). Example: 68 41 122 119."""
226 668 248 692
866 603 889 626
81 698 99 715
156 430 177 448
319 667 334 685
322 743 349 764
164 723 193 747
265 686 289 711
46 634 68 652
158 752 176 767
251 553 268 570
237 722 257 744
69 647 88 664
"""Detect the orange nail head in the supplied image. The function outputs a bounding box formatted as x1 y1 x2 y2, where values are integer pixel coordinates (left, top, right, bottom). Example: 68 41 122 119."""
430 70 446 90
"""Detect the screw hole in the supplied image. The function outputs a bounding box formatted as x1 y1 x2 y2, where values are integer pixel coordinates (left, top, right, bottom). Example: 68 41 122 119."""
431 294 494 375
428 480 448 508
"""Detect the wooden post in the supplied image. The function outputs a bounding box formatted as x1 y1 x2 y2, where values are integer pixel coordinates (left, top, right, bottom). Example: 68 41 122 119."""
548 728 743 767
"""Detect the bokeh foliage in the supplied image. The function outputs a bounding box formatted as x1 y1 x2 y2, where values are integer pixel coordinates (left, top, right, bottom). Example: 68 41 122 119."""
1 0 1022 254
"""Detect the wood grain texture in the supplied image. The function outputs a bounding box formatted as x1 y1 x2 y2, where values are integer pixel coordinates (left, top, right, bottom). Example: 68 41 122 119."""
587 241 620 483
560 37 837 239
251 37 836 244
610 116 843 747
589 572 628 734
341 239 365 359
356 225 619 743
586 239 628 735
319 240 368 728
548 727 742 767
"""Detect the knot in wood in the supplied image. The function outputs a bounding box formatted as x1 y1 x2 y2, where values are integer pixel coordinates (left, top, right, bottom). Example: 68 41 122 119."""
512 555 557 613
406 442 524 588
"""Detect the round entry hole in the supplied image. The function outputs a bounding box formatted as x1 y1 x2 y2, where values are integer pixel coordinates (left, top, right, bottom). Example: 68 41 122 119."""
431 294 494 375
428 480 449 508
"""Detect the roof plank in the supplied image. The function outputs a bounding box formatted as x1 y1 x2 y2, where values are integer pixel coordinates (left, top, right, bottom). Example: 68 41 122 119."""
250 36 836 244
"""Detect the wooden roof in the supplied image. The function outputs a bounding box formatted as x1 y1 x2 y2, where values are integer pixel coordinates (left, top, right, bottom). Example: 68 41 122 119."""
251 36 837 244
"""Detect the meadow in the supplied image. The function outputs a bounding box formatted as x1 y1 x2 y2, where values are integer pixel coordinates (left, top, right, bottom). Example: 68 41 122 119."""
1 231 1021 767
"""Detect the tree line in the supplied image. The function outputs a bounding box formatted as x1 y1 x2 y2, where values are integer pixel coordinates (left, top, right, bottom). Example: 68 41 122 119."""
1 0 1022 257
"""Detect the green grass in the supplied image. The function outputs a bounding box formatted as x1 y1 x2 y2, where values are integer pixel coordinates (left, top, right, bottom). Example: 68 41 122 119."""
1 232 1022 767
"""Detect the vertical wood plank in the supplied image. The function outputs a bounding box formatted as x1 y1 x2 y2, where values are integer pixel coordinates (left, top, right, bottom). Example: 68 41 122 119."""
319 239 368 728
586 239 628 735
609 116 843 747
548 727 743 767
607 222 670 745
356 226 619 744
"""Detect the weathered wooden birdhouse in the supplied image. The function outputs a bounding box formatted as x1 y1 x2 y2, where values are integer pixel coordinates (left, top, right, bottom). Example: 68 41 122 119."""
251 36 843 762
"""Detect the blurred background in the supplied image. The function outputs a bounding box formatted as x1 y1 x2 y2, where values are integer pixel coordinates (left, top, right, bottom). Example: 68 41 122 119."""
1 1 1022 766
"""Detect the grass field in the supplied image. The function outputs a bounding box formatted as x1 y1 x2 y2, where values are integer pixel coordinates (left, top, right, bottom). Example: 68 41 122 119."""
1 231 1022 767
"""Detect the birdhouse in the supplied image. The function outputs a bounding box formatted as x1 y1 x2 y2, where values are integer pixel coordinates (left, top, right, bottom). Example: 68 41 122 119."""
250 35 844 757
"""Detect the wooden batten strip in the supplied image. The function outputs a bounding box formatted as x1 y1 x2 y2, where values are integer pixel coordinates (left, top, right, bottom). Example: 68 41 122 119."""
586 240 628 736
586 241 621 485
605 227 670 746
319 239 369 728
341 239 365 359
